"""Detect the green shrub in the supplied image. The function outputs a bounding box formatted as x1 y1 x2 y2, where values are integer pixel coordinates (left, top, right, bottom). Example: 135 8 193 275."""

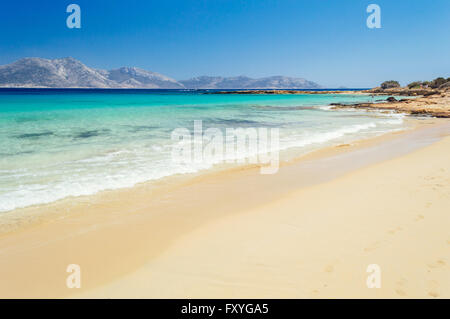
380 80 400 89
429 77 447 88
407 81 423 89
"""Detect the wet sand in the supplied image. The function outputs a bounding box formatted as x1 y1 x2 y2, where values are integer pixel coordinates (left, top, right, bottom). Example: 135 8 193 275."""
0 118 449 298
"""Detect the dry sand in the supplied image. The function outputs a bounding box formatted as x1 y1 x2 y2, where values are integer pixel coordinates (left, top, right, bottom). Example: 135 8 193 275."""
0 119 449 298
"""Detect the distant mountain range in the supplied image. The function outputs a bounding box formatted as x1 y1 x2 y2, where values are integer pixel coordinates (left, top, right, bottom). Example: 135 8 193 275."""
179 75 321 89
0 57 322 89
0 57 183 89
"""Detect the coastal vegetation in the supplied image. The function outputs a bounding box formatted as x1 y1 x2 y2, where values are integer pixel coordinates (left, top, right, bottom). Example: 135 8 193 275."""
402 77 450 90
380 80 401 89
337 77 450 118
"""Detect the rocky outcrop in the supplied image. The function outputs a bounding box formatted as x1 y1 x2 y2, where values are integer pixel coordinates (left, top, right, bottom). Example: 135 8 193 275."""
332 88 450 118
440 81 450 89
208 90 346 95
363 87 442 96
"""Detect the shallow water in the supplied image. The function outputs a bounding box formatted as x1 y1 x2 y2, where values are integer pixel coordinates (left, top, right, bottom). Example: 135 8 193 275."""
0 89 406 212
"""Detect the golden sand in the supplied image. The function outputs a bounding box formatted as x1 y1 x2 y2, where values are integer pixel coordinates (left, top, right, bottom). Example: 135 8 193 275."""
0 118 449 298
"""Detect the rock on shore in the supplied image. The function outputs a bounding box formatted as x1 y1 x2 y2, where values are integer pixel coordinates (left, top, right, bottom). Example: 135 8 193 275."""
333 87 450 118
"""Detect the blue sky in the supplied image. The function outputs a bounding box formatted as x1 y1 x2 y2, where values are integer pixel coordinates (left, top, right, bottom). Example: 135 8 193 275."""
0 0 448 87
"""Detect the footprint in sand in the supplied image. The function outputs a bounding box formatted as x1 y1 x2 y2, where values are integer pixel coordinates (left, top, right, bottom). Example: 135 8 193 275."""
437 260 446 266
396 278 407 286
427 259 446 269
415 214 425 221
364 241 381 252
427 280 440 298
324 265 334 273
394 278 408 296
323 260 340 273
387 227 402 235
428 291 440 298
395 289 407 297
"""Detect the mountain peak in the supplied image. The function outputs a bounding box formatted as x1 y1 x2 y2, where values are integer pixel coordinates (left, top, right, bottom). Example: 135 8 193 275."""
58 56 78 62
180 75 320 89
0 57 321 89
0 57 183 89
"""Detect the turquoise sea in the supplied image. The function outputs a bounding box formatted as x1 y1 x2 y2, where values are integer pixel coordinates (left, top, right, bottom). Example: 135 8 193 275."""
0 89 406 212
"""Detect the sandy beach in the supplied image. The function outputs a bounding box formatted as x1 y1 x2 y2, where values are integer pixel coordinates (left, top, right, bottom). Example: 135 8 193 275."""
1 0 449 305
0 117 448 298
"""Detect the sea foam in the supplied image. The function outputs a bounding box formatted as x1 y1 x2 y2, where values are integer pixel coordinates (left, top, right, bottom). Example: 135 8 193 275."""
0 90 406 212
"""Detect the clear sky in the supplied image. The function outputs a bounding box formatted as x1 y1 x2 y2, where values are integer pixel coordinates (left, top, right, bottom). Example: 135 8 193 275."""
0 0 448 88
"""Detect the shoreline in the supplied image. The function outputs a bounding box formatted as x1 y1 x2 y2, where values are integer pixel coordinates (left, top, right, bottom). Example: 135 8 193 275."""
209 87 450 118
0 117 448 298
88 128 450 299
0 115 421 233
0 91 407 215
0 107 412 226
